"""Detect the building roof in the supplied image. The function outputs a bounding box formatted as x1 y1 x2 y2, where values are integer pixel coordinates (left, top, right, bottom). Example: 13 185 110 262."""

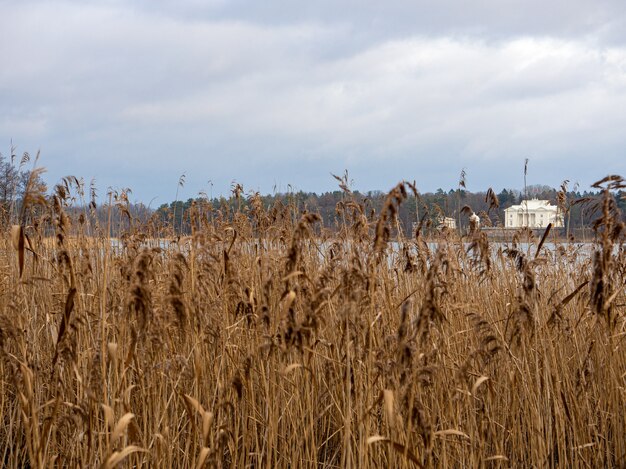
505 199 558 212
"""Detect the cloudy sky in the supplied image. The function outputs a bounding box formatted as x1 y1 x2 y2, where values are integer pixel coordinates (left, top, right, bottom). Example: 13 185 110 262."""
2 0 626 203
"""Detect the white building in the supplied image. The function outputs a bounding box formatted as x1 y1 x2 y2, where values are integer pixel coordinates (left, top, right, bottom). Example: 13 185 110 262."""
412 216 456 233
438 216 456 230
504 199 563 228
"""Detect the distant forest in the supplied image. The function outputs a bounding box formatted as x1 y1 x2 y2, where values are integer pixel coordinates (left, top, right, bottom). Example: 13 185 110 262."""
153 183 626 238
1 147 624 239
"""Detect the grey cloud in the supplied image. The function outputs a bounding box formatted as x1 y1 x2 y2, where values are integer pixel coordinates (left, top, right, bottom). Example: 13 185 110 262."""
1 0 626 201
124 0 626 44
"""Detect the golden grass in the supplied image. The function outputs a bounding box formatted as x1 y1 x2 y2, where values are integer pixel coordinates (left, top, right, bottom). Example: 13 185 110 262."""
0 178 625 468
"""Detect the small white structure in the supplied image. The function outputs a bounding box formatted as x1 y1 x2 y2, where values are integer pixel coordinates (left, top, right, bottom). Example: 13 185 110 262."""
413 216 456 233
504 199 563 228
438 216 456 230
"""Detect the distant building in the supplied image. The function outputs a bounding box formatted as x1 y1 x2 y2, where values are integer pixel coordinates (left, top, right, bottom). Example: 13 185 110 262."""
504 199 563 228
437 216 457 230
412 216 456 233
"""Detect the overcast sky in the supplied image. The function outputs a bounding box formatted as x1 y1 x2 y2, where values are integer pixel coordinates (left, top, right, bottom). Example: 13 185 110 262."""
2 0 626 203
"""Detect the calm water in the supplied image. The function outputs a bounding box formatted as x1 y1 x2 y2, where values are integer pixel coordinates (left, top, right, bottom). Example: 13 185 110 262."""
106 237 622 265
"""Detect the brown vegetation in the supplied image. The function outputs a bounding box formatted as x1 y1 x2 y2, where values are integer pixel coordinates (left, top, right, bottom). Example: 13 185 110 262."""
1 174 625 468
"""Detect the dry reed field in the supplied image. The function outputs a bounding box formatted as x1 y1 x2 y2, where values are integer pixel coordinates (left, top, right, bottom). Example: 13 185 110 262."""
1 174 625 468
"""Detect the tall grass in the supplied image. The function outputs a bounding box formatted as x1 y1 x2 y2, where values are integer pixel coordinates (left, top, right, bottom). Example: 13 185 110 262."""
0 176 625 468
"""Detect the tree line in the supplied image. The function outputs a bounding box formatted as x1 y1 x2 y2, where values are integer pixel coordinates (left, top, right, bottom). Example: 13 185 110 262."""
155 182 626 238
2 146 624 240
0 147 47 227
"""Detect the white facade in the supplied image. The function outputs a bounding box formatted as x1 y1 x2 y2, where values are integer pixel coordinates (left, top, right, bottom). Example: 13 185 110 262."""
504 199 563 228
438 216 456 230
413 216 456 233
